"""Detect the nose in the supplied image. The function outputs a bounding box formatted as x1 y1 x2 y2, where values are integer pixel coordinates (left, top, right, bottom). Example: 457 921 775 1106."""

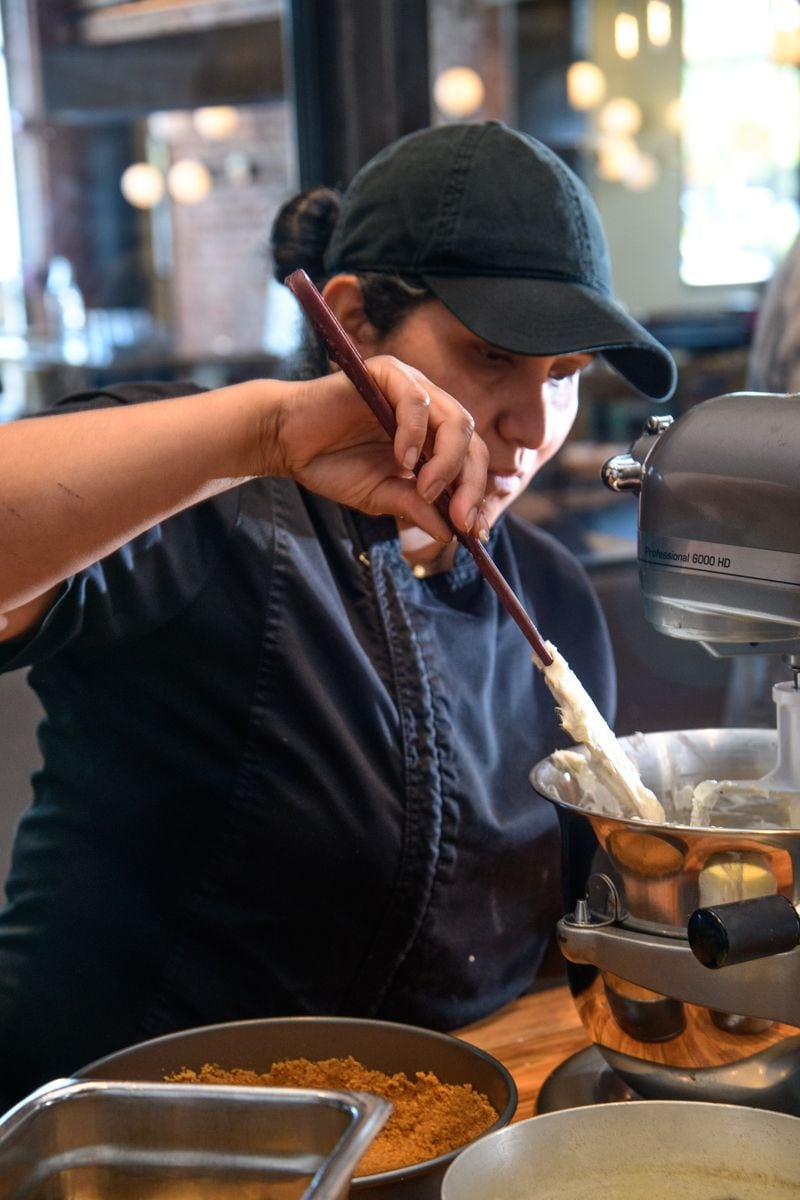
495 370 551 450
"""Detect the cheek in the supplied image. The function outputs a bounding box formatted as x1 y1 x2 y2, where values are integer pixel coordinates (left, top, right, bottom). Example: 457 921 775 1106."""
543 392 579 449
375 319 461 388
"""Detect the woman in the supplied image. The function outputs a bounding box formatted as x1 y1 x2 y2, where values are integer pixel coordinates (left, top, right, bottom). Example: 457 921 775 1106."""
0 122 675 1108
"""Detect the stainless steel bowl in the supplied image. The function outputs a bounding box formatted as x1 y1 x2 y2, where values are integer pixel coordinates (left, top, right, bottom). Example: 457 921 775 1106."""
78 1015 517 1200
442 1100 800 1199
531 727 800 1113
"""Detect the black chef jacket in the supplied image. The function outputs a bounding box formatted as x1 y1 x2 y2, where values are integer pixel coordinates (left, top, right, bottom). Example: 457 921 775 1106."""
0 382 616 1109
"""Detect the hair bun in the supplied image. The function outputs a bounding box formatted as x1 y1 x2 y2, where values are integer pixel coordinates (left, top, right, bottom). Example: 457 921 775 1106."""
270 186 341 284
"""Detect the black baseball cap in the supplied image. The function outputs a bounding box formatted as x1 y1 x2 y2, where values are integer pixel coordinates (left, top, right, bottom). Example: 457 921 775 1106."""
323 121 676 401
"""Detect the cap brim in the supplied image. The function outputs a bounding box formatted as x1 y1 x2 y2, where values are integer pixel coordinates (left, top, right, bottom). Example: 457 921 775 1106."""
421 273 677 401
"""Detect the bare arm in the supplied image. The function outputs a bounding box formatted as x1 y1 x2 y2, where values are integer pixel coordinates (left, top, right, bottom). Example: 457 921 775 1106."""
0 361 488 641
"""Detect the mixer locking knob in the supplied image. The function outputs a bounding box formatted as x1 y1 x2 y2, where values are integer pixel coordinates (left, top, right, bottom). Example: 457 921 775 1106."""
688 894 800 969
642 415 674 436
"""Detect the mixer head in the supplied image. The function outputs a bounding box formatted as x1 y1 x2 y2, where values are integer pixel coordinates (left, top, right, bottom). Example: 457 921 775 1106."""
602 392 800 663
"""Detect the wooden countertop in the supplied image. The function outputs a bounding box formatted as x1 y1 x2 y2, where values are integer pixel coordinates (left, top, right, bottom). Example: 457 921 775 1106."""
456 984 590 1120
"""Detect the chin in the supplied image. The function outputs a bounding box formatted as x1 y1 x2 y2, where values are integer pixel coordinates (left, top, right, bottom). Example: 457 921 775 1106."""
484 497 515 530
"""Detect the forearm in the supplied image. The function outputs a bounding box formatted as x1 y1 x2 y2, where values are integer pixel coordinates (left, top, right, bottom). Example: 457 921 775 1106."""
0 381 276 626
0 360 488 641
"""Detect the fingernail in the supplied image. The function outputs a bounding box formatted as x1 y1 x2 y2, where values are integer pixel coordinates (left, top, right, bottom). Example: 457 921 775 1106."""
422 478 445 504
478 514 491 543
403 446 419 470
466 506 478 532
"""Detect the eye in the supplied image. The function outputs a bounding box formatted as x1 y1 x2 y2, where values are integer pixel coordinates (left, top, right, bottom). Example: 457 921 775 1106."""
549 355 592 382
474 342 514 366
548 368 579 385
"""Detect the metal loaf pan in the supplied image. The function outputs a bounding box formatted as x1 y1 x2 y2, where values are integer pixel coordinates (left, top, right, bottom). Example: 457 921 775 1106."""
0 1076 389 1199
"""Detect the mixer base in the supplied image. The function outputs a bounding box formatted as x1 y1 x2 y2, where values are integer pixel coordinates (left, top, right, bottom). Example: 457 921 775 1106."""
536 1046 640 1113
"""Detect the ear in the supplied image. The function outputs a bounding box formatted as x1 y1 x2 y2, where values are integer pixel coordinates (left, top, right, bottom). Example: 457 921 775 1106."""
321 274 381 354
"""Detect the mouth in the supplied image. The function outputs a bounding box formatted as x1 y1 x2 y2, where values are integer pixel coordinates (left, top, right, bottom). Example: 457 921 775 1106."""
487 470 524 498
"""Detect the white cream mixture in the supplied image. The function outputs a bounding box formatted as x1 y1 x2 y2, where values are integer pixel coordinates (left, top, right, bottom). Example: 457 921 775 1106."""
534 641 800 831
533 641 665 823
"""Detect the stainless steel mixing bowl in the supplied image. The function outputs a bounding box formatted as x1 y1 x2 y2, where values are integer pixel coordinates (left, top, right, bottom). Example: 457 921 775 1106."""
531 727 800 1114
442 1100 800 1199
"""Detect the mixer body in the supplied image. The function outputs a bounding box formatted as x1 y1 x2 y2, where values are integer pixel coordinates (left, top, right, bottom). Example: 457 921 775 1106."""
602 392 800 659
532 728 800 1115
537 392 800 1112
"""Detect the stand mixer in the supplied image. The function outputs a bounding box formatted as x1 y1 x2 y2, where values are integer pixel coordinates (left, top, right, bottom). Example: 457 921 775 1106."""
530 391 800 1114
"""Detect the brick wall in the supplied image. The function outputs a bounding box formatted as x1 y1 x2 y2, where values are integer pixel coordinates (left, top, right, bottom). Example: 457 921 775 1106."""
162 99 296 359
161 1 513 361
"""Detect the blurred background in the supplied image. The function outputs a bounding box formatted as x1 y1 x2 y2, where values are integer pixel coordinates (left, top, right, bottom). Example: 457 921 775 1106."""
2 0 796 421
1 0 799 861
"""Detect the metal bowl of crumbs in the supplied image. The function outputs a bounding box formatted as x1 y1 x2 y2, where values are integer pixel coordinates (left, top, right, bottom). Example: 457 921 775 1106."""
78 1015 518 1200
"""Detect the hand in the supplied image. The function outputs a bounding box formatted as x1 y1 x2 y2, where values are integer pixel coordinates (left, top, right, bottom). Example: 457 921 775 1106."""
268 357 489 543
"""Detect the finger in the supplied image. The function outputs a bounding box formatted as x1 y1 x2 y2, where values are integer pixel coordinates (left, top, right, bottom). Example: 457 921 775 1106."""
373 477 455 543
447 438 491 538
363 359 489 537
412 383 487 520
364 357 432 470
414 384 476 489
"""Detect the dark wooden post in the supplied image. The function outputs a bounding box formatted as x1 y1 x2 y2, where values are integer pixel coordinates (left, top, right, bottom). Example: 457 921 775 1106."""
289 0 431 188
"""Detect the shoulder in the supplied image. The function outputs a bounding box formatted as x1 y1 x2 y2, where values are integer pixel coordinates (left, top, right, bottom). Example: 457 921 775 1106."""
498 513 609 638
502 513 598 593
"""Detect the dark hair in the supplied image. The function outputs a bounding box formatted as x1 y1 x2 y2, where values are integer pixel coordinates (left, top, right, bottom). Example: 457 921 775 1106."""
270 186 434 377
270 185 340 287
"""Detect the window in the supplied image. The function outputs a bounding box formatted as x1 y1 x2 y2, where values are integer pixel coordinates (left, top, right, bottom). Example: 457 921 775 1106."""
0 14 22 329
0 0 297 416
680 0 800 286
